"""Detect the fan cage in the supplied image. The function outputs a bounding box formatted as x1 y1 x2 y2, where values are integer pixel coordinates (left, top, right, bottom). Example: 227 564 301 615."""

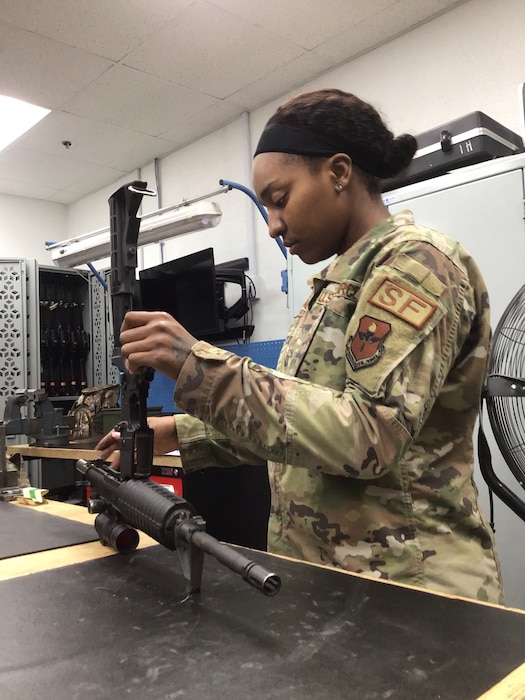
486 284 525 487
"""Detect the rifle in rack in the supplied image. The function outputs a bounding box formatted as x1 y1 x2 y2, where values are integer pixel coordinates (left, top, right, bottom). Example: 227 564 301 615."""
76 180 281 598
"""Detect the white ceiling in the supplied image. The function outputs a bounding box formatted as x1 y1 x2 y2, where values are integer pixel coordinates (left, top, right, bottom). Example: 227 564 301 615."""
0 0 468 205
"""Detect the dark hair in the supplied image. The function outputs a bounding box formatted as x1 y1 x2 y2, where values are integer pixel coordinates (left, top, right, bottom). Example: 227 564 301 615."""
266 88 417 194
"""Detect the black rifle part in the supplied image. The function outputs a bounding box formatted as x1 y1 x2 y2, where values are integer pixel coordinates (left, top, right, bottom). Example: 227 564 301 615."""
77 458 280 596
109 181 156 480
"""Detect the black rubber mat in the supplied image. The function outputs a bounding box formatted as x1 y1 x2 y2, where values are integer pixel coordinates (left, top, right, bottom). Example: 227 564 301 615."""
0 500 98 559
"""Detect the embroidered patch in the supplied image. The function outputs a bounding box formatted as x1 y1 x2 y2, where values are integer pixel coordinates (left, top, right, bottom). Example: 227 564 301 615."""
369 278 437 329
347 315 391 370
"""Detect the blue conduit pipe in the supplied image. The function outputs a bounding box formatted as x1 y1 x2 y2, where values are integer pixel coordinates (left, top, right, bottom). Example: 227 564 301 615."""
219 179 287 259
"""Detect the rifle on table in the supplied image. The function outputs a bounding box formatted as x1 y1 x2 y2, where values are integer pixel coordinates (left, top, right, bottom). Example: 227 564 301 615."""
77 181 280 598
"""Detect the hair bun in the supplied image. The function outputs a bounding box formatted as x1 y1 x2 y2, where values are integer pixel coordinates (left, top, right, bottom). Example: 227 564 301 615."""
378 133 418 178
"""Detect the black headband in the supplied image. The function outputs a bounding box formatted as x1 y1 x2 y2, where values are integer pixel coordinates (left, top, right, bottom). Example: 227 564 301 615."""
253 123 369 171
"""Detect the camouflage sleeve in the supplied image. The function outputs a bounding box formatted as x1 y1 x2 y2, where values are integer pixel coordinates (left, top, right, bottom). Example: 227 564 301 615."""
175 344 411 476
174 412 266 471
175 243 477 479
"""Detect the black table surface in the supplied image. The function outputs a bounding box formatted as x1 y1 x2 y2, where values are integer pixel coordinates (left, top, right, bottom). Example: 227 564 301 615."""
1 542 524 700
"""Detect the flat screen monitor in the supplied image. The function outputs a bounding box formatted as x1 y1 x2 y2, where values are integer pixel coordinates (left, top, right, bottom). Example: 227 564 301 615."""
138 247 221 340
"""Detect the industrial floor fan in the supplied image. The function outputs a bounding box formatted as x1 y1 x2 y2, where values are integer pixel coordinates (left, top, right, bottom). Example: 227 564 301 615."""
479 284 525 523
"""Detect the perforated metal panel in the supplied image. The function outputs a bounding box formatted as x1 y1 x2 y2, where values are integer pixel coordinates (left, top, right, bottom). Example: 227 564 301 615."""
225 339 284 369
0 259 28 415
90 273 110 385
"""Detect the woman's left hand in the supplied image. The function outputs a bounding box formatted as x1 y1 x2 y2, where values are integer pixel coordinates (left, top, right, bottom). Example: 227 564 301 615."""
120 310 198 380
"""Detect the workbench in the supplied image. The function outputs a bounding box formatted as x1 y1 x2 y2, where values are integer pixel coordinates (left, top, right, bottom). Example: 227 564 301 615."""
1 500 525 699
5 442 182 468
6 442 183 493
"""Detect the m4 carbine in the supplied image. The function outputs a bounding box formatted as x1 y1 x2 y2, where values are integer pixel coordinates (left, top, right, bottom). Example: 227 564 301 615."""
77 181 280 598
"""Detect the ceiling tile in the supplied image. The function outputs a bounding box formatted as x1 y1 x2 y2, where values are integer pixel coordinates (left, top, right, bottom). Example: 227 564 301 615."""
313 0 468 63
160 100 242 146
0 145 118 190
107 136 181 172
45 189 88 205
122 0 305 99
65 165 132 196
12 110 178 168
207 0 396 50
0 24 112 108
0 0 194 61
0 177 63 202
226 52 334 111
62 64 218 135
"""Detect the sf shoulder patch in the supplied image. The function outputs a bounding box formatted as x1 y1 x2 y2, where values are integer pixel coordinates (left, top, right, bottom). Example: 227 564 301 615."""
369 278 437 329
347 315 391 370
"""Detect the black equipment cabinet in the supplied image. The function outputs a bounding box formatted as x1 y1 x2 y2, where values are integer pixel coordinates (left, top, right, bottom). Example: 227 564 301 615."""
38 268 92 401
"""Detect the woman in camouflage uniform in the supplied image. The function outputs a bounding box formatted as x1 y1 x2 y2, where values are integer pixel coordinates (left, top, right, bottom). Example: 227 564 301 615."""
98 89 504 604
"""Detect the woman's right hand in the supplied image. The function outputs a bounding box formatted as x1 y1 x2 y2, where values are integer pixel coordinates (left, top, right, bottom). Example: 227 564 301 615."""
95 415 179 468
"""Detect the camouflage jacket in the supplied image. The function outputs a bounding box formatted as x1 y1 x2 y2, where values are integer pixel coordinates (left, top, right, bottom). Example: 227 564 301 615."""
174 210 504 604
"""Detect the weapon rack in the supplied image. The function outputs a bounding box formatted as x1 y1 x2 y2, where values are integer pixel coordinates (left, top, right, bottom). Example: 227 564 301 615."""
39 268 92 402
0 259 110 493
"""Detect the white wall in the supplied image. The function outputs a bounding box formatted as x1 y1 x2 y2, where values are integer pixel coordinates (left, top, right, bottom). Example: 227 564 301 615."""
141 115 256 271
63 0 525 342
0 193 67 265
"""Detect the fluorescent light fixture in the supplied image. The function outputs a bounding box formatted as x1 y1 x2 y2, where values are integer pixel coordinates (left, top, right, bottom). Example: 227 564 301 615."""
46 201 223 268
0 95 50 152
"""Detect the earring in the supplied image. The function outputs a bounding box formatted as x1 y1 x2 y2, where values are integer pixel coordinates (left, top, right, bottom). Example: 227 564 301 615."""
335 183 343 192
